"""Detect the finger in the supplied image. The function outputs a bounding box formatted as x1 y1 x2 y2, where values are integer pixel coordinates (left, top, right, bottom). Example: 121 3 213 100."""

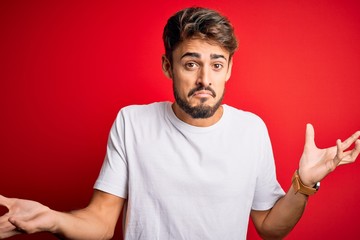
334 139 344 166
0 229 21 239
8 217 26 233
346 139 360 162
0 195 10 208
0 213 10 225
305 123 316 148
0 217 21 239
340 131 360 150
0 219 16 231
8 217 36 235
356 139 360 151
335 139 360 165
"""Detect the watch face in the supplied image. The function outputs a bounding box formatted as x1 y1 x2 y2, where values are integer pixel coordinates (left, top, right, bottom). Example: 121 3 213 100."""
314 182 320 191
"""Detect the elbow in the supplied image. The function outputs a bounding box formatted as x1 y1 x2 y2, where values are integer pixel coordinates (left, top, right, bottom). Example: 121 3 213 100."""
258 233 286 240
256 223 292 240
101 228 115 240
104 234 114 240
98 232 113 240
94 224 115 240
257 228 292 240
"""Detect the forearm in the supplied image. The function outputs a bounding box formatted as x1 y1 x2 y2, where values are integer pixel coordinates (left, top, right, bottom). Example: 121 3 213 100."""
1 191 123 239
256 186 308 239
252 125 360 239
53 207 114 240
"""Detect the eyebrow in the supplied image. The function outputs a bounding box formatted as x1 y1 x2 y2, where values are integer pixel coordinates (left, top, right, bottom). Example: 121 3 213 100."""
180 52 201 59
210 53 227 61
180 52 227 61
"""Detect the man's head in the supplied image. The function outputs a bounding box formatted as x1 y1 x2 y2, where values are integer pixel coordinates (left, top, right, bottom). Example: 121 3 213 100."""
162 7 238 121
163 7 238 65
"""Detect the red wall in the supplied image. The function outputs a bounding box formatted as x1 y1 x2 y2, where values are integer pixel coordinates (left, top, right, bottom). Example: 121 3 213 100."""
1 0 359 239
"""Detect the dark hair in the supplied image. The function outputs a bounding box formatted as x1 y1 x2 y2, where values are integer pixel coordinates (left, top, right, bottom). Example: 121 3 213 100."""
163 7 238 63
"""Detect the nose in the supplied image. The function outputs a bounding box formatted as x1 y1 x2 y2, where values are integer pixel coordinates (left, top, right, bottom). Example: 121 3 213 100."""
196 66 211 87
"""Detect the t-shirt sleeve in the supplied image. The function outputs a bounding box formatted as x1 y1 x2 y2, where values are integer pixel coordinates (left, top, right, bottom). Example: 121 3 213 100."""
94 110 128 198
251 122 285 210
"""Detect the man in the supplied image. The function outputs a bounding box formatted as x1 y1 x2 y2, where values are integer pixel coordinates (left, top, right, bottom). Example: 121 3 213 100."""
0 7 359 240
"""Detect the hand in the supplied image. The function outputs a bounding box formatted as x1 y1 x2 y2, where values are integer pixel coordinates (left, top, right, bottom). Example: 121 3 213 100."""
298 124 360 186
0 195 57 239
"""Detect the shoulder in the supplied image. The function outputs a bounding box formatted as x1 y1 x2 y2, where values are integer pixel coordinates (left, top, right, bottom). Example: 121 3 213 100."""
112 102 170 129
117 102 168 118
223 104 266 129
110 102 171 139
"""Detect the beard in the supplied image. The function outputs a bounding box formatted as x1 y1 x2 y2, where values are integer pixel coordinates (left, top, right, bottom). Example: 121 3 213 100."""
173 82 225 119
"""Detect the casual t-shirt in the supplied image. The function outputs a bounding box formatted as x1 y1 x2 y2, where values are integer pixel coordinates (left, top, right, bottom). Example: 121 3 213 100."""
94 102 285 239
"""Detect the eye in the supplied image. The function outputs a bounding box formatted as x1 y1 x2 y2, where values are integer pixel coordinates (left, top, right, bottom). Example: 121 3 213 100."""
213 63 224 70
185 62 198 70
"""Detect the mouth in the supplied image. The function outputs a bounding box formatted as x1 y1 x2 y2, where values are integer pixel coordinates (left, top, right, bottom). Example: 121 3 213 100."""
193 90 214 98
188 86 216 98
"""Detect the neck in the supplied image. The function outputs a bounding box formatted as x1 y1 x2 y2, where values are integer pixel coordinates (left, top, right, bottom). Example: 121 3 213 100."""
172 103 224 127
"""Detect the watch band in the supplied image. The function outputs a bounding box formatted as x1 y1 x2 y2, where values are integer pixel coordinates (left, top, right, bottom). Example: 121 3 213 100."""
292 170 320 196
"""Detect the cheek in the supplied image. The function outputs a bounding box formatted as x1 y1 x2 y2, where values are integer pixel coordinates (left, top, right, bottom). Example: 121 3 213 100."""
173 74 197 91
213 76 226 87
174 67 198 81
174 82 192 97
213 82 226 97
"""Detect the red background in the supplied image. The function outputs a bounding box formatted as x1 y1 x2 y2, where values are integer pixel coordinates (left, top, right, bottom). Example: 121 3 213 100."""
1 0 359 239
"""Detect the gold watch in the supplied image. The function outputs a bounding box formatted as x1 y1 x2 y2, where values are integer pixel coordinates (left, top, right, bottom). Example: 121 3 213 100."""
292 170 320 196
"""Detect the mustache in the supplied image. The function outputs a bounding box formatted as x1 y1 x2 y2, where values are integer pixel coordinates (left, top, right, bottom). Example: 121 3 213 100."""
187 86 216 98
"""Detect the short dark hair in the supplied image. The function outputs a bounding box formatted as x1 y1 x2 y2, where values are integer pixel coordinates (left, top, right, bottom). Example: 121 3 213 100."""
163 7 238 63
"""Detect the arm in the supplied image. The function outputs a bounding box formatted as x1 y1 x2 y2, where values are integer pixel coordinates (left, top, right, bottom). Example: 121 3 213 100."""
0 190 125 240
251 124 360 240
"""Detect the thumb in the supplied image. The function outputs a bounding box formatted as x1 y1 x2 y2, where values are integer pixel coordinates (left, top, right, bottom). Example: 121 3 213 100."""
8 217 27 233
305 123 316 149
0 195 10 208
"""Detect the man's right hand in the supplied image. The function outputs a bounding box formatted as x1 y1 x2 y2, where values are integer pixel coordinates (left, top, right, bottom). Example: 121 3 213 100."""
0 195 57 239
0 191 125 240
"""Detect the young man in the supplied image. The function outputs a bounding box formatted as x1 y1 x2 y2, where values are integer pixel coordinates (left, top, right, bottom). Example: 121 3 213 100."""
0 7 359 240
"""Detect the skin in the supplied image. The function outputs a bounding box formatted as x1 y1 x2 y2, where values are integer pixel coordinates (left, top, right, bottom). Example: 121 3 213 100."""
0 38 359 240
162 39 232 127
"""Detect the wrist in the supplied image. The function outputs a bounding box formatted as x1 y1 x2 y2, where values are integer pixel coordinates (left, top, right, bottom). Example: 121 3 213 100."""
48 210 63 234
292 170 320 196
297 169 315 187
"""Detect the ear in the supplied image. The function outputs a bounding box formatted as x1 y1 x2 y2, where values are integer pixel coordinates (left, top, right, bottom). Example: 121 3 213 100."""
225 58 233 82
162 55 173 79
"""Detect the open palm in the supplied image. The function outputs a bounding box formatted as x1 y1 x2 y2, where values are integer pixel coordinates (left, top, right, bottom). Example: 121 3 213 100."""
0 195 56 239
299 124 360 186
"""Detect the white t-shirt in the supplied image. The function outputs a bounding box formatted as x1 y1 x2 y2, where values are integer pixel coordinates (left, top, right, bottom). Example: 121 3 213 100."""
94 102 285 239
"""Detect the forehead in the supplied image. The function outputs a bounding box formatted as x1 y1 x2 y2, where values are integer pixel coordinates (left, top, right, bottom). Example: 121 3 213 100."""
173 38 230 60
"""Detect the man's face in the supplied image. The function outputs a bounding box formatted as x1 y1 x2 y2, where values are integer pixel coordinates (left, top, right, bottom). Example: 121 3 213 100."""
165 38 232 119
